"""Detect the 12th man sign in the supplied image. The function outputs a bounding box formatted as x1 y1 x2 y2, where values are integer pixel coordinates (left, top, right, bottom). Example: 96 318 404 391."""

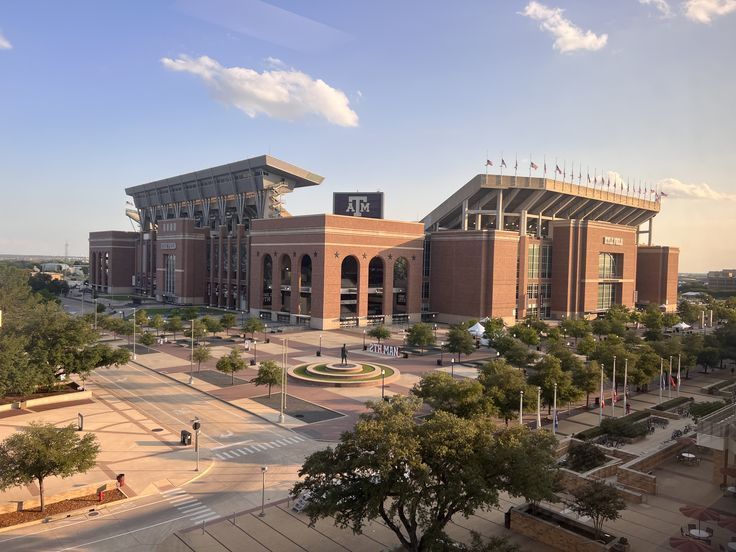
333 192 384 219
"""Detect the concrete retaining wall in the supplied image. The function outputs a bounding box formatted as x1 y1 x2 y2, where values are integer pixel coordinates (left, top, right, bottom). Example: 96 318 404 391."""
21 390 92 409
0 480 116 514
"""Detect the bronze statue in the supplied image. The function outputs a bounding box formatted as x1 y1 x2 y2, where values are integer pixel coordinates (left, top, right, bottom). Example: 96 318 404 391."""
341 344 348 364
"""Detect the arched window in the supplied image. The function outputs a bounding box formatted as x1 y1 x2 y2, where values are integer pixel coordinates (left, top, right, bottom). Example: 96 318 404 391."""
299 255 312 316
340 256 359 317
280 254 292 312
262 254 272 308
368 256 384 316
393 257 409 315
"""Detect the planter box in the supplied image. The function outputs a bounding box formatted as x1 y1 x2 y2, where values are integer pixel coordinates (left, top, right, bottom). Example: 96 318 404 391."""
510 504 617 551
0 480 117 514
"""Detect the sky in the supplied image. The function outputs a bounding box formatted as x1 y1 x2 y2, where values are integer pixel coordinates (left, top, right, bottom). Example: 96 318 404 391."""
0 0 734 272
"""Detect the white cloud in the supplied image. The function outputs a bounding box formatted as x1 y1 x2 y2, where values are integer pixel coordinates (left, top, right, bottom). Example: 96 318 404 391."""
0 31 12 50
161 55 358 127
639 0 673 16
659 178 736 200
521 1 608 53
684 0 736 22
264 56 285 68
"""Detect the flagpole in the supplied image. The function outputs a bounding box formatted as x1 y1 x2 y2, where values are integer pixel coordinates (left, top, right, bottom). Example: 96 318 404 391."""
623 358 628 416
611 355 616 418
599 364 604 425
668 355 673 400
536 386 541 430
485 149 489 177
552 382 558 436
677 354 681 397
500 151 504 181
659 358 663 404
529 153 532 178
514 153 518 187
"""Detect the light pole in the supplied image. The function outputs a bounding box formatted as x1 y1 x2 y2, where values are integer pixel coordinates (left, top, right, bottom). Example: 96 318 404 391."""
189 319 194 385
94 298 98 330
519 390 524 426
381 368 386 399
668 355 673 400
363 329 367 350
536 386 542 430
552 382 558 436
438 342 444 366
264 324 268 344
259 466 268 517
451 358 455 377
279 339 287 424
132 308 137 360
599 364 604 425
623 358 628 416
433 324 437 339
318 334 323 357
611 355 616 418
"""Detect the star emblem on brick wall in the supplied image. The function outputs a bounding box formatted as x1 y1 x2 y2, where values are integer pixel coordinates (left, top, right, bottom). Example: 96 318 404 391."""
334 251 340 258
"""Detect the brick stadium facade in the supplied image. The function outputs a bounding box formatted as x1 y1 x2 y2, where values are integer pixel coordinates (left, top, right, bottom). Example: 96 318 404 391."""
89 156 679 329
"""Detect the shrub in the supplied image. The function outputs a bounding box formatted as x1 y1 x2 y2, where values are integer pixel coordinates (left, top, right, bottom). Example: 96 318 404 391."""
653 397 691 411
690 400 726 418
566 442 607 472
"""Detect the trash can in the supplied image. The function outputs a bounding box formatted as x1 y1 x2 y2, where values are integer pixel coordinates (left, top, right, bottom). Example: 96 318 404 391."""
180 430 192 446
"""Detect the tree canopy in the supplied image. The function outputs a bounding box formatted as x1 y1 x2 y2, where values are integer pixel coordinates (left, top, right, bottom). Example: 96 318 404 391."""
292 395 558 552
0 422 100 512
253 360 282 398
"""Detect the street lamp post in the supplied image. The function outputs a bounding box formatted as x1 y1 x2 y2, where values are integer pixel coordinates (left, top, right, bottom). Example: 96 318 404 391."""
318 334 323 357
264 324 268 344
536 386 542 430
381 368 386 399
279 339 287 424
363 330 367 350
519 390 524 426
552 382 558 436
433 324 437 339
438 342 444 366
94 298 98 330
259 466 268 517
132 308 137 360
451 358 455 377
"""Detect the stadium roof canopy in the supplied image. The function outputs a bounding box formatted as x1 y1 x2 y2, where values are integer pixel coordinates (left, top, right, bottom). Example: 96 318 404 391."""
422 174 660 231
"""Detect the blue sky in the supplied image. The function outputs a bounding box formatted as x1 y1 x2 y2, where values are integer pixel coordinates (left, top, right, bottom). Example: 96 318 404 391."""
0 0 734 271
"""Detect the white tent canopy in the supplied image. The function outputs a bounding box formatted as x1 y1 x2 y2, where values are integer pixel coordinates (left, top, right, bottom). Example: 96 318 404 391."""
671 322 691 331
467 322 485 337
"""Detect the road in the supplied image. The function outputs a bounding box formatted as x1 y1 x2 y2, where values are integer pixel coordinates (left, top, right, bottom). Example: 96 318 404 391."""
0 361 327 552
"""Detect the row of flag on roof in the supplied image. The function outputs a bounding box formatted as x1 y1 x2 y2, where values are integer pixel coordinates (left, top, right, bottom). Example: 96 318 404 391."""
483 156 668 201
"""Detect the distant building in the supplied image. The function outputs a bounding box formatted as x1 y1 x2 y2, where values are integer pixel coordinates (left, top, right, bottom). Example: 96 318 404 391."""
90 155 680 328
707 269 736 293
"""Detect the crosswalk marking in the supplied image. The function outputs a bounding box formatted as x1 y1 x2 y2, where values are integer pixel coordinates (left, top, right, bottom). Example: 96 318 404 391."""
161 488 219 524
213 434 308 461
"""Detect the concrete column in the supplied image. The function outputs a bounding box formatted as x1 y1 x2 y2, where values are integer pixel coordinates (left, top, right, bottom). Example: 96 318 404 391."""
226 235 232 309
520 210 528 237
235 227 241 310
648 218 653 246
476 213 482 230
496 189 504 230
217 228 224 307
358 256 369 323
461 199 469 231
209 237 215 306
537 213 543 239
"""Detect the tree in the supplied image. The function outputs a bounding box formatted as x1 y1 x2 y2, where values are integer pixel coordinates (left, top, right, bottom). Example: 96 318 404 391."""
698 347 721 374
503 339 537 369
482 317 505 345
181 306 200 321
573 361 599 407
252 360 282 398
96 302 106 314
0 422 99 512
242 317 265 339
139 331 155 347
662 312 681 328
216 349 246 385
192 345 212 372
149 314 165 336
292 396 558 552
678 300 703 325
591 319 611 339
447 325 476 360
0 334 36 398
477 360 532 425
220 313 236 335
368 324 391 343
566 442 607 473
134 309 148 327
201 316 223 337
185 319 207 344
568 480 626 540
509 324 539 346
547 343 584 373
165 315 184 339
411 371 495 419
560 319 591 341
528 355 580 414
406 323 435 353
